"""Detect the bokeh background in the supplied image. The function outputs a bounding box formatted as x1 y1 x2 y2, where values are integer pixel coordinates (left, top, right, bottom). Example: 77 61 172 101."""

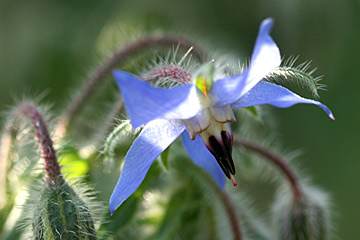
0 0 359 238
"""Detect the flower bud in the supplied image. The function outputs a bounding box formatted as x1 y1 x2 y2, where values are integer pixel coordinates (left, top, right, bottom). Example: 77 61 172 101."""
272 186 331 240
32 182 97 240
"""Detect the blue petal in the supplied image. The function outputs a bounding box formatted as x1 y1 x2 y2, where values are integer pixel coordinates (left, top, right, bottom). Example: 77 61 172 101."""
210 18 281 106
231 81 335 119
109 120 185 214
181 131 226 189
113 70 202 128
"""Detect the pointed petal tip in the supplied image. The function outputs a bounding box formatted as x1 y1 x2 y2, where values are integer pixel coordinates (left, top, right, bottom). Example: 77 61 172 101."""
258 18 276 37
316 102 335 120
109 203 116 216
109 195 120 215
261 17 274 28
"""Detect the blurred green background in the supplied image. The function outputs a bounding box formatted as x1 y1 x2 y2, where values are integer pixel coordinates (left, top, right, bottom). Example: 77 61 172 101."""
0 0 359 238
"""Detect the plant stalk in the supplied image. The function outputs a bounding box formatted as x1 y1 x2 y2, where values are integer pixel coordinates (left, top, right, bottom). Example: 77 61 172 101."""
234 138 303 202
56 35 207 138
19 104 62 185
215 187 242 240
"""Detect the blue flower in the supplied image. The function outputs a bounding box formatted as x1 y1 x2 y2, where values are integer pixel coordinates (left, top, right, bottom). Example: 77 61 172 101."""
109 18 334 214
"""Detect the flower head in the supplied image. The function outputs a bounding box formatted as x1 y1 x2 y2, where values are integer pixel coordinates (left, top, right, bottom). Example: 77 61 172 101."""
109 18 334 214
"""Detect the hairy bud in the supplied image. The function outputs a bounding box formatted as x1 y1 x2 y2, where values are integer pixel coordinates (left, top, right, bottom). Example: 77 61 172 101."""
272 185 331 240
32 182 97 240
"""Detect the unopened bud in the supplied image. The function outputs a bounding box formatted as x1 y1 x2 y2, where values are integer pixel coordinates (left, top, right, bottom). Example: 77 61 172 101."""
32 182 97 240
272 186 331 240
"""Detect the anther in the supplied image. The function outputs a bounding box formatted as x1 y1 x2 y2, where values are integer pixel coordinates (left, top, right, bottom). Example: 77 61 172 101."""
230 174 237 187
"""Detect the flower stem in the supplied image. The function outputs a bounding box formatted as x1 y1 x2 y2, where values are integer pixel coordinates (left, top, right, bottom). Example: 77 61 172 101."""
56 35 207 138
190 159 242 239
18 104 63 185
182 157 242 239
95 97 124 145
215 187 242 240
234 138 303 202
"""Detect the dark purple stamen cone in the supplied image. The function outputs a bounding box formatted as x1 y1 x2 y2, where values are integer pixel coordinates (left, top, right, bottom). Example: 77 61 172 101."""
206 131 235 179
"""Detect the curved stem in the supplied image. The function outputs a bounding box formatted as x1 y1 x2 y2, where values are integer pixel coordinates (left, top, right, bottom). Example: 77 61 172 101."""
190 159 242 239
56 35 207 138
182 157 242 239
97 62 194 145
234 138 303 202
95 97 124 146
18 104 62 185
214 186 242 240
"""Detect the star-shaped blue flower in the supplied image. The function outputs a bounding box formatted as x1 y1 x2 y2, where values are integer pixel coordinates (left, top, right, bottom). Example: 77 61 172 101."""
109 18 334 214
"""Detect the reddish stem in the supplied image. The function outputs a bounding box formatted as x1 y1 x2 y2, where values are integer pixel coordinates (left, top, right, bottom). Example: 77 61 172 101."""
19 104 62 184
215 187 242 240
56 35 207 138
234 138 303 202
198 159 242 239
95 97 124 145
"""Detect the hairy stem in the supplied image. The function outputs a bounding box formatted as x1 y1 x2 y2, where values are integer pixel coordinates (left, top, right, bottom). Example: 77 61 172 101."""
97 63 193 145
181 157 242 239
234 138 303 202
190 159 242 239
56 35 207 138
18 104 63 185
215 187 242 240
95 97 124 146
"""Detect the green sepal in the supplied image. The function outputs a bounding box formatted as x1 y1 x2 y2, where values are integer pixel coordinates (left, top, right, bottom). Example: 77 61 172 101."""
61 187 79 239
244 106 260 119
46 190 65 240
272 186 330 240
32 183 96 240
194 64 215 94
265 57 324 98
33 210 45 240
